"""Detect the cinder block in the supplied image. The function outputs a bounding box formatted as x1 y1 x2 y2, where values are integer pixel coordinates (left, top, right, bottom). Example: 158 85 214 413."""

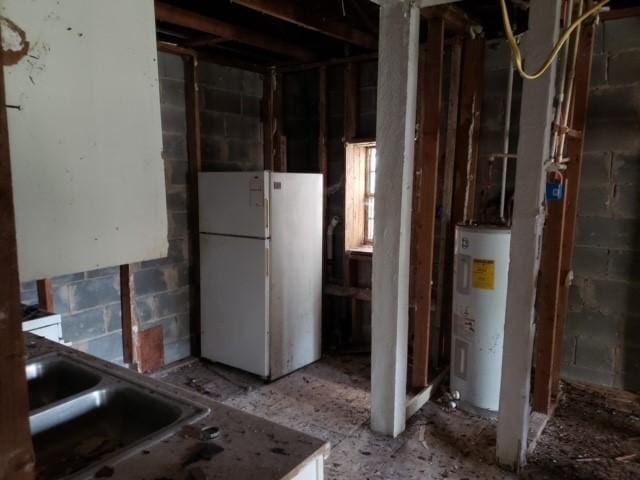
201 111 225 137
241 95 261 117
202 88 242 114
105 302 122 332
20 289 37 307
608 249 640 282
75 331 124 363
617 343 640 373
587 85 640 120
574 335 616 372
133 268 167 297
54 285 70 314
140 237 189 270
225 115 261 141
164 263 190 291
68 276 119 312
603 16 640 54
87 266 120 279
620 314 640 347
158 52 184 81
135 296 155 323
580 152 611 187
608 50 640 86
568 276 597 311
169 161 189 186
160 78 186 108
565 310 619 344
613 369 640 393
576 216 638 249
592 278 640 316
577 185 611 218
162 133 188 162
155 287 190 317
199 63 243 91
590 53 608 87
612 185 640 218
161 105 187 135
53 272 85 286
242 71 263 97
164 337 192 364
612 153 640 186
485 40 511 71
169 211 189 239
62 307 107 342
561 364 614 388
572 246 609 278
166 186 188 213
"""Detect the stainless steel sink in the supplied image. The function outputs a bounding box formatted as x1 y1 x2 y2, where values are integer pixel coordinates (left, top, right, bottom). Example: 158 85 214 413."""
27 354 209 480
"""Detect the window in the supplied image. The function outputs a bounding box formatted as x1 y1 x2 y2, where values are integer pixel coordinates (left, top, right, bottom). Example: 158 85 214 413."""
345 142 376 250
364 146 376 244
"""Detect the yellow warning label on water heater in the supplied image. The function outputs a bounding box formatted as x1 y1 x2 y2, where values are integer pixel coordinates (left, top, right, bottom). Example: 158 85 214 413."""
472 259 495 290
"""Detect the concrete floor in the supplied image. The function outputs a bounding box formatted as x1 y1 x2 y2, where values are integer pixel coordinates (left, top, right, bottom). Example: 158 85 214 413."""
155 353 515 480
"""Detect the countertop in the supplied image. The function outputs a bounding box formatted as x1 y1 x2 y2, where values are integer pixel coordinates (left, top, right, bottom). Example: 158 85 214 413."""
25 334 330 480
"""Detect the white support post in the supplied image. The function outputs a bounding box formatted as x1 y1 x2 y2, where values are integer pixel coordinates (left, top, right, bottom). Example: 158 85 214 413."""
370 0 420 437
496 0 561 470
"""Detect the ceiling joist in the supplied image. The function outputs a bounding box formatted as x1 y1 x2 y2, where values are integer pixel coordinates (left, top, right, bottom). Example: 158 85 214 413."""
230 0 378 49
155 2 315 61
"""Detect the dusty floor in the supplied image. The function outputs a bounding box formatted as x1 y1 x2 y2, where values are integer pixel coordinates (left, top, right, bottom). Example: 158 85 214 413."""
155 354 640 479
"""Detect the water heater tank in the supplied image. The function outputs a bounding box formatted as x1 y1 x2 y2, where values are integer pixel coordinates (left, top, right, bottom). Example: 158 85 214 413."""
451 225 511 415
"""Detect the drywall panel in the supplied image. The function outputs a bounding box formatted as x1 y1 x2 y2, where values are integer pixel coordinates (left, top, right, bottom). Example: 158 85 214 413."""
2 0 167 281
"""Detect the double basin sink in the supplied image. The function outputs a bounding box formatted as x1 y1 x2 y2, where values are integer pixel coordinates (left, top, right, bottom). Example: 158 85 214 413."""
28 354 209 479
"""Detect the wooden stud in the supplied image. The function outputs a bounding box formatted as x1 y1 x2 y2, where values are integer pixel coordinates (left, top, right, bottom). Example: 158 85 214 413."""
343 62 359 143
410 17 445 389
230 0 377 49
120 264 139 367
262 72 275 170
36 278 55 313
155 2 315 62
0 40 36 480
272 72 286 172
433 37 463 370
551 22 597 398
185 54 203 357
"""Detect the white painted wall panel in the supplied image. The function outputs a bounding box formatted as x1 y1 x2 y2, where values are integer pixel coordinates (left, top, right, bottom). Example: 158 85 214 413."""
2 0 167 281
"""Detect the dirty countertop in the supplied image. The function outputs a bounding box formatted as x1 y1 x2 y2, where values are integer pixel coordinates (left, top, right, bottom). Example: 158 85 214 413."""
25 334 330 480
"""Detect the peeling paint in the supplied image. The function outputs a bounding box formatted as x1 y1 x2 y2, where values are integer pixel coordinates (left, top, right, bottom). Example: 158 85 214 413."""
1 16 29 66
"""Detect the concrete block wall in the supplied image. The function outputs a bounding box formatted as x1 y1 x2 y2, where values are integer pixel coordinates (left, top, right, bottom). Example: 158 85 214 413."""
475 19 640 392
283 70 319 172
561 16 640 391
198 62 263 171
20 52 194 366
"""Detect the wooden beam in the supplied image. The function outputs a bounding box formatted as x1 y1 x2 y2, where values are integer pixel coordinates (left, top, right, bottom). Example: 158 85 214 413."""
551 22 597 399
442 35 484 366
120 264 139 368
433 37 462 371
405 367 449 418
231 0 377 49
185 55 202 357
496 0 562 470
36 278 54 312
371 0 421 437
155 2 315 62
0 38 36 479
600 6 640 21
343 62 359 143
534 22 596 415
272 72 286 172
410 17 445 389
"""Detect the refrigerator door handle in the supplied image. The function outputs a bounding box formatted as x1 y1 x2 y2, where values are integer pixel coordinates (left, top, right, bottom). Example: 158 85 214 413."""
264 198 269 231
265 246 270 277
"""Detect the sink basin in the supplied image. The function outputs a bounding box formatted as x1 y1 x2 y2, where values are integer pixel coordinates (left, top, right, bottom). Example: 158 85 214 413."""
27 354 208 480
27 358 101 411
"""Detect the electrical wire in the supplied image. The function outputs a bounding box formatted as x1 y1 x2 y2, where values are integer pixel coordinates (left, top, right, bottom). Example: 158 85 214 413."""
499 0 610 80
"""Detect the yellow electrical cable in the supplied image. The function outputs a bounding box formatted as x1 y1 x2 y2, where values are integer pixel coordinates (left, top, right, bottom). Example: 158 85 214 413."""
500 0 610 81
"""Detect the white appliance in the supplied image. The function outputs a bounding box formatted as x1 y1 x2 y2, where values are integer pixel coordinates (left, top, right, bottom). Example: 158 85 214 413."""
199 171 323 380
451 225 511 415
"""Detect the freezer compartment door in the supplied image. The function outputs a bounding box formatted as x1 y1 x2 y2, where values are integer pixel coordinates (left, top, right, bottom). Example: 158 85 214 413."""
269 173 323 379
199 171 270 238
200 234 269 377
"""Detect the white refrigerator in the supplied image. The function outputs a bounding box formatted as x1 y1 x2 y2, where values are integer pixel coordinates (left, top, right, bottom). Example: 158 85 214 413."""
199 171 323 380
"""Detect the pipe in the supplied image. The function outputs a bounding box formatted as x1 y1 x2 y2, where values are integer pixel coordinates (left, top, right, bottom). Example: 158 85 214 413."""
326 216 340 277
499 57 515 223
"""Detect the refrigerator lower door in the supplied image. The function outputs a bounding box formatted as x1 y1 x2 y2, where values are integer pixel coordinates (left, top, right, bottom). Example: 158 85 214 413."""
200 233 269 377
269 173 323 379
